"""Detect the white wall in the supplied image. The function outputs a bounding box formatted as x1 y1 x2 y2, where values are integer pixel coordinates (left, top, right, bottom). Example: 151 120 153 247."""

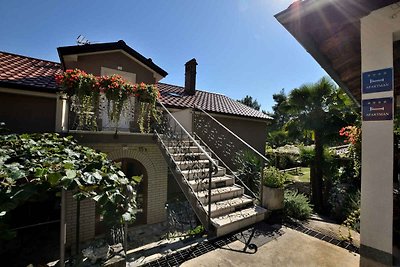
170 108 193 133
360 2 400 261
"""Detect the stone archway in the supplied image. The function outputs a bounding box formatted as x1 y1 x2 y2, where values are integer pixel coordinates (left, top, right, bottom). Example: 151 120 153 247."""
106 148 163 225
115 158 148 225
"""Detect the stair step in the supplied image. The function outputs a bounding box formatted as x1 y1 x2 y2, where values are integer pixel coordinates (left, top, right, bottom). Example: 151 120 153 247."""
171 152 212 161
196 185 244 204
163 139 199 146
167 146 208 154
175 159 218 171
181 167 226 180
188 175 235 191
212 206 268 237
205 196 254 218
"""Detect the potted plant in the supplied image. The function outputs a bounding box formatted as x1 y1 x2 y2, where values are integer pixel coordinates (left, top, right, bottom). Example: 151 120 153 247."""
262 166 286 210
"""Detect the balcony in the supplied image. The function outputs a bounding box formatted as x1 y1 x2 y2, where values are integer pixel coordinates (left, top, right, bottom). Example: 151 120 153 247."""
56 70 160 137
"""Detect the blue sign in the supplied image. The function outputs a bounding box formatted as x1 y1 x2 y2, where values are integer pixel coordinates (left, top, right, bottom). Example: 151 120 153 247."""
362 68 393 94
362 97 393 121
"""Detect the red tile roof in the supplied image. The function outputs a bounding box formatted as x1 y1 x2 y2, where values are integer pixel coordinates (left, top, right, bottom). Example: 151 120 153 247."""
0 51 271 120
0 52 62 92
158 83 271 120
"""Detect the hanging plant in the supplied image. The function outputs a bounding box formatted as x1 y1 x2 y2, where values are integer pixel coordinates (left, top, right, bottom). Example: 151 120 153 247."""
135 83 160 133
98 75 133 129
55 69 98 130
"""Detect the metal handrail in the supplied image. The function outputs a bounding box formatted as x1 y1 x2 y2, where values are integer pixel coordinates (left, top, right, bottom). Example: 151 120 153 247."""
155 100 218 231
155 130 213 229
158 101 218 169
194 133 260 201
194 105 269 164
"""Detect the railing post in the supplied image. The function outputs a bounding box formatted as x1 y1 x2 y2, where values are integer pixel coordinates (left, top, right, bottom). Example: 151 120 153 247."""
259 158 264 204
208 159 213 231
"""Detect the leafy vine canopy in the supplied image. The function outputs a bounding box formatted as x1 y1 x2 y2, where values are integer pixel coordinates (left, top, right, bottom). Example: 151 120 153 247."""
0 133 139 239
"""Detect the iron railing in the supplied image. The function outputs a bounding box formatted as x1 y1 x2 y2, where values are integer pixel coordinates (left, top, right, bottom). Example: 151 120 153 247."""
193 106 270 202
154 101 219 232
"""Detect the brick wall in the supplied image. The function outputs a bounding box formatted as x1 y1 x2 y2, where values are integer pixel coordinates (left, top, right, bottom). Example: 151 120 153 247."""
64 141 168 248
104 143 168 224
65 191 96 248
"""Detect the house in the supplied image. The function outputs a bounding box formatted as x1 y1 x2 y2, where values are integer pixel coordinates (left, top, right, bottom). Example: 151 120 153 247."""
276 0 400 266
0 40 271 260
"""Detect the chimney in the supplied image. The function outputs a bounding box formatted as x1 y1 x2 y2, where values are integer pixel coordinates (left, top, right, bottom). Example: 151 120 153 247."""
185 58 197 95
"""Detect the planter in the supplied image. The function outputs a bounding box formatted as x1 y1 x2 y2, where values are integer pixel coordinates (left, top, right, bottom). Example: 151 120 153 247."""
262 185 284 210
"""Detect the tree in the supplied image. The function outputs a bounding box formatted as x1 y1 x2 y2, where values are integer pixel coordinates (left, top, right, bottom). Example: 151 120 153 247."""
271 89 291 129
286 77 357 212
238 95 261 111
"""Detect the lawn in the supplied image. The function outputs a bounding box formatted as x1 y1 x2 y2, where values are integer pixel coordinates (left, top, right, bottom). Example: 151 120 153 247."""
285 167 310 183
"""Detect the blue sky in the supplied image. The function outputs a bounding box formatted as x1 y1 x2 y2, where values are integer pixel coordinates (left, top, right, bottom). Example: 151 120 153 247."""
0 0 327 111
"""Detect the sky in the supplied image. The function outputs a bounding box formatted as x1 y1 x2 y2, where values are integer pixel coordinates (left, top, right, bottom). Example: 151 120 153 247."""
0 0 327 112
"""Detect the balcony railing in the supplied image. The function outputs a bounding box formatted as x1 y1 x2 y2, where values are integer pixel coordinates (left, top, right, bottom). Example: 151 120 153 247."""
68 96 149 134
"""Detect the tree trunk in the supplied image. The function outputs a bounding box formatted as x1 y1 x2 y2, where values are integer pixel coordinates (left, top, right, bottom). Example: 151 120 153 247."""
312 130 324 213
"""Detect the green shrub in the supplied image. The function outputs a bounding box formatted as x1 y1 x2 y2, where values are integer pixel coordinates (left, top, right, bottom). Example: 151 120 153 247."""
263 166 287 188
284 190 313 220
235 150 263 196
299 146 314 166
328 184 360 222
266 151 299 169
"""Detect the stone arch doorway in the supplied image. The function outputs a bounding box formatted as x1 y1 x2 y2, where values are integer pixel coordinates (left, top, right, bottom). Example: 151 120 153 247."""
115 158 148 225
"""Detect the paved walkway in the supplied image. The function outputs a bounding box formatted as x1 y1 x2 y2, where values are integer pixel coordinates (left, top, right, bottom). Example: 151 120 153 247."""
181 227 359 267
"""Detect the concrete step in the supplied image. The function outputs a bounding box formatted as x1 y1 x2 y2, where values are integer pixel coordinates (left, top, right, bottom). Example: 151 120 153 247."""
212 206 268 237
181 167 226 180
196 185 244 204
167 146 208 154
188 175 235 191
163 139 200 147
175 159 219 171
171 152 212 161
205 195 254 218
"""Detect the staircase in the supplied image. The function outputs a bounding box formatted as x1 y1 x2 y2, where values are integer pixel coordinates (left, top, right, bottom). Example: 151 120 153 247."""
155 104 268 237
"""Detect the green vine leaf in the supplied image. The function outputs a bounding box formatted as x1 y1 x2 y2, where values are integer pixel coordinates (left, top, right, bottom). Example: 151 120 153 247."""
47 172 62 186
65 169 77 179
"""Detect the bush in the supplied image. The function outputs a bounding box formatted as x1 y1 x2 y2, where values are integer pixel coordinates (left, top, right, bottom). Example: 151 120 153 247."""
284 190 313 220
235 150 262 196
299 146 314 166
328 183 360 222
263 166 287 188
266 151 299 169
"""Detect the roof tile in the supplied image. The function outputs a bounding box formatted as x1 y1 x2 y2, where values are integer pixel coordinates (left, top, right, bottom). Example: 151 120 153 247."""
157 83 271 120
0 52 62 91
